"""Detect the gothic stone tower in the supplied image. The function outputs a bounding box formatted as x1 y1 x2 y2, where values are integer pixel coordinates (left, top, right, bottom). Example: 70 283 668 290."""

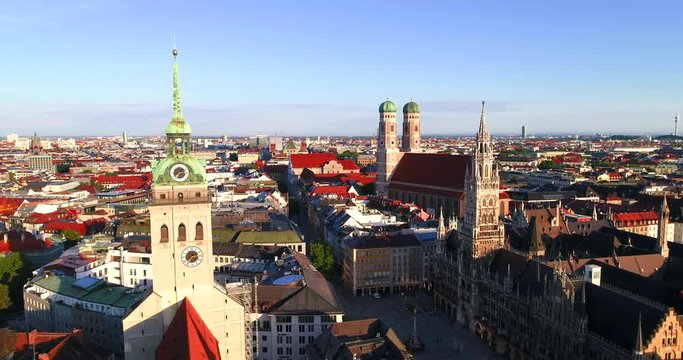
401 101 421 153
122 46 245 360
460 101 504 258
376 100 401 195
658 194 670 258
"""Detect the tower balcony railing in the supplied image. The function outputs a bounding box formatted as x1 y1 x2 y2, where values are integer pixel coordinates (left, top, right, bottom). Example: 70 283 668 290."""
151 196 212 206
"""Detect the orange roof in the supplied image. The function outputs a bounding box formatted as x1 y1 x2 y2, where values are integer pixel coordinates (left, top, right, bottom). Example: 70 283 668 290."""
290 153 337 169
613 211 658 223
156 298 220 360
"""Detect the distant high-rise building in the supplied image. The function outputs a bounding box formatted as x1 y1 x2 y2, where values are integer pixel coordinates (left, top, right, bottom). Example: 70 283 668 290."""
6 134 18 143
248 134 269 148
675 111 679 137
122 131 128 143
522 125 527 139
269 136 283 151
222 134 228 143
28 132 53 172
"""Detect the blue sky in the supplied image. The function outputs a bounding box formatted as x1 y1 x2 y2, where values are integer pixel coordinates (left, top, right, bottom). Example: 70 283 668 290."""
1 0 682 137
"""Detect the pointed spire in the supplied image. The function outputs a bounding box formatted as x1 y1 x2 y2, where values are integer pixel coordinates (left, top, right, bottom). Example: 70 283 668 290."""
164 40 192 137
438 207 445 231
635 312 644 355
662 193 669 214
172 40 183 121
477 100 489 141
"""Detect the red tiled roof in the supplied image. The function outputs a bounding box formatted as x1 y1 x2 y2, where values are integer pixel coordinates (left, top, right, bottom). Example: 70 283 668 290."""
0 198 24 216
93 173 151 184
76 184 99 195
338 159 360 171
42 220 88 236
156 298 220 360
6 329 111 360
24 209 75 225
389 153 471 190
387 183 464 198
613 211 658 223
116 181 149 191
0 231 52 253
311 185 354 197
290 153 337 169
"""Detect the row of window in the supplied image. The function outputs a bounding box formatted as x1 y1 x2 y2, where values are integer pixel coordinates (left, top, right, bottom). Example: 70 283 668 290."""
159 222 203 242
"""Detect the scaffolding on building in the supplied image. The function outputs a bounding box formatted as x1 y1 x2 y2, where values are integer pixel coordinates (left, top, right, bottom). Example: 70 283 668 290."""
225 278 258 360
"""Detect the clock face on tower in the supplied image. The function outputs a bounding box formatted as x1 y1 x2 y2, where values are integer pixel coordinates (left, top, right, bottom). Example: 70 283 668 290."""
170 163 190 182
181 246 203 267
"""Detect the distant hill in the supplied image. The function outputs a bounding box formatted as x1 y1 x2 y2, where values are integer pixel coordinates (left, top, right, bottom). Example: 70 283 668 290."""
655 134 683 141
608 135 642 140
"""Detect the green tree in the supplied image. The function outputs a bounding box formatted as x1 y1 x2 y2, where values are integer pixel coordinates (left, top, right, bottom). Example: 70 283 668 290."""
229 153 238 161
0 285 10 310
337 150 358 160
0 252 31 312
56 163 70 174
310 241 337 280
538 160 561 170
61 229 83 249
8 172 16 183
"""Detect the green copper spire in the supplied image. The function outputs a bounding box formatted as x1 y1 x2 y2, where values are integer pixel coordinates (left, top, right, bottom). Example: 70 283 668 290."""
164 43 192 136
172 46 183 120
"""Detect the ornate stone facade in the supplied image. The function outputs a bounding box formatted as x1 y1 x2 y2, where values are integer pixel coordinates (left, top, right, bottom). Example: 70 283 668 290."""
460 101 504 259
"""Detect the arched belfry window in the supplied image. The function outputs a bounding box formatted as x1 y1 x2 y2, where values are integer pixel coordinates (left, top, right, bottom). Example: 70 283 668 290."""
160 225 169 243
178 224 186 242
195 222 204 241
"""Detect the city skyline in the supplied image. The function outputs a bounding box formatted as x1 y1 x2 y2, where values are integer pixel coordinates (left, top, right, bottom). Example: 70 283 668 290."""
1 0 682 136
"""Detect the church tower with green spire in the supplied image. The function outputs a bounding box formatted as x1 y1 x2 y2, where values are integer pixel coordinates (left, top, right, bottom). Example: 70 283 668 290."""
122 45 246 360
152 46 206 186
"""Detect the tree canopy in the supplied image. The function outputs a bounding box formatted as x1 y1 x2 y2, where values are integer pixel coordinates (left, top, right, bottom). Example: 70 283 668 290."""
0 252 31 312
310 241 338 280
55 163 70 174
538 160 561 170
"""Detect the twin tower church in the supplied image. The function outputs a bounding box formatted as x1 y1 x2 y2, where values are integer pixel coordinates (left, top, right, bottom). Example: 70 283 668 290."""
376 98 505 259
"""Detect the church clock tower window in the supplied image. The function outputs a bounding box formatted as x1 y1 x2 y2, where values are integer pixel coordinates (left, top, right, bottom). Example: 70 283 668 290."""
195 222 204 241
160 225 169 243
178 224 186 241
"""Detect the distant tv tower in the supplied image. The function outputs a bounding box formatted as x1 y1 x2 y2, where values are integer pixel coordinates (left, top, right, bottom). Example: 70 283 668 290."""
676 110 679 137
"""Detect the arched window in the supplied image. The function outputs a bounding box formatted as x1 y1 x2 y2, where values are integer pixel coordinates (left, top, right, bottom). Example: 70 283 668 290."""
195 222 204 241
160 194 166 200
178 192 184 202
195 192 201 198
178 224 186 242
160 225 169 243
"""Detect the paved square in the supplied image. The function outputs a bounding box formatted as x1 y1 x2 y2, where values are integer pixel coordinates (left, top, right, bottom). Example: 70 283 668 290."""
334 284 498 360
